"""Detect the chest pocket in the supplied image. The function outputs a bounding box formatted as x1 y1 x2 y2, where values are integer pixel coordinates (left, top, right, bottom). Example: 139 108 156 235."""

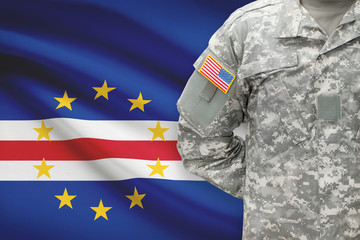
240 53 311 162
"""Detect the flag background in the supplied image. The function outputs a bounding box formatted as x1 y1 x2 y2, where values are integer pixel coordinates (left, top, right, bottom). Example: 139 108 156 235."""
0 0 254 239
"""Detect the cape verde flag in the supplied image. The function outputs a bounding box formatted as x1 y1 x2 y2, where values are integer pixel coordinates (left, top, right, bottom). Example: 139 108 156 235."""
0 0 254 239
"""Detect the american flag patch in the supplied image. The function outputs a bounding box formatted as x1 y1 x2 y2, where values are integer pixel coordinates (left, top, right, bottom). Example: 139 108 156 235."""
199 55 235 93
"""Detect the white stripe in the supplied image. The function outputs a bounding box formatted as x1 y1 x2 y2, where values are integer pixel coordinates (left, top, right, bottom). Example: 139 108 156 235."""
0 159 203 181
0 119 178 141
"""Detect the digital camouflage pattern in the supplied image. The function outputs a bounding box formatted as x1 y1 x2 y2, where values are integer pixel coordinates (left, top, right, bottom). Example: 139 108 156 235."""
177 0 360 239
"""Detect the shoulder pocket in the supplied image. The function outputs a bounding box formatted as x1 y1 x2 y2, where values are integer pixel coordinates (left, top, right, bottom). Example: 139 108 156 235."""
177 70 237 137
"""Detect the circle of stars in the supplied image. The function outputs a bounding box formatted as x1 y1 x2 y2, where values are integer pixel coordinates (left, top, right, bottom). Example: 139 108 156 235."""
31 80 173 221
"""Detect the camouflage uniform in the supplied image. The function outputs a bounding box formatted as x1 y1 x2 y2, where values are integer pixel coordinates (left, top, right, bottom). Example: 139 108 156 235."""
177 0 360 239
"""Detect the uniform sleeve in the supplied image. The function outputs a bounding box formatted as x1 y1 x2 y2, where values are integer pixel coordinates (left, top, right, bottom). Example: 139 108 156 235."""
176 15 249 198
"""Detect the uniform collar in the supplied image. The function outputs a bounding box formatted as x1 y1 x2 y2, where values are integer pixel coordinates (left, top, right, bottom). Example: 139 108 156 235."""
275 0 360 39
341 0 360 24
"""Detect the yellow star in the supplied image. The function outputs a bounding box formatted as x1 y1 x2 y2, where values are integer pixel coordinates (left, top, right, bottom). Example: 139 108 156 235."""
148 121 169 141
33 120 53 141
126 187 146 209
147 158 169 177
93 80 116 100
55 188 77 209
54 90 76 111
90 199 112 221
128 92 152 112
33 158 54 179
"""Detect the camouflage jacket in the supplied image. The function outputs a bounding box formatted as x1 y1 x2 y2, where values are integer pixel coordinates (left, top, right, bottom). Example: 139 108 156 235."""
177 0 360 239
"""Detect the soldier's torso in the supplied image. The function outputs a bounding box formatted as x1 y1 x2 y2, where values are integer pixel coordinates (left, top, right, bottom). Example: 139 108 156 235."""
232 0 360 239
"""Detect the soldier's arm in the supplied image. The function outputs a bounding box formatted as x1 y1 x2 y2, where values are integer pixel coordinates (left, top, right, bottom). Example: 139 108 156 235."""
177 88 247 198
176 15 249 198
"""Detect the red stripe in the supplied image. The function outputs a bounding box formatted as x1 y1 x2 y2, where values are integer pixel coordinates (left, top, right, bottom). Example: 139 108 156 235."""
0 139 181 161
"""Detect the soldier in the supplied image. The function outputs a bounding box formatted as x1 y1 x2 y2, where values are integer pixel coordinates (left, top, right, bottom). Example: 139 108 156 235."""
177 0 360 239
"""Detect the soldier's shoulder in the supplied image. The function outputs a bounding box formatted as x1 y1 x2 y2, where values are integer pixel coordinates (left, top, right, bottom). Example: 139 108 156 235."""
225 0 284 25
